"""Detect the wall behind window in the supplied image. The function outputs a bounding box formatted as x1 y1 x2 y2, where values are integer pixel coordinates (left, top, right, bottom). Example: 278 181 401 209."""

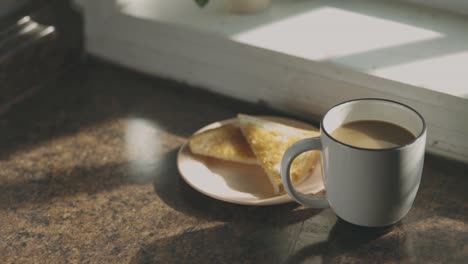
404 0 468 15
0 0 30 17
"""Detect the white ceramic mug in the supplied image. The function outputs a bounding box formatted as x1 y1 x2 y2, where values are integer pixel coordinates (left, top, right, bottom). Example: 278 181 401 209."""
280 99 427 227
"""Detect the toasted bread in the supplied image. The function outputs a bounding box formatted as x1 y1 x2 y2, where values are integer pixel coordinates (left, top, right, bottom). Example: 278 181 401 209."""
238 114 320 194
189 123 258 165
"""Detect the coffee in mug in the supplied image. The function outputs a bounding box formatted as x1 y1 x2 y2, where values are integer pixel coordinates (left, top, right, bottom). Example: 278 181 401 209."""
331 120 416 149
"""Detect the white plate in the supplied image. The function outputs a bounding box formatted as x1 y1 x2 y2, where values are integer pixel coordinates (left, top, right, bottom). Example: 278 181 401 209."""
177 116 325 206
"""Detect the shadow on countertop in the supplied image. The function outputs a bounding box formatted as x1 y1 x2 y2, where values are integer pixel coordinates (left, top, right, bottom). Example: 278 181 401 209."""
284 219 407 264
129 218 404 264
0 162 126 210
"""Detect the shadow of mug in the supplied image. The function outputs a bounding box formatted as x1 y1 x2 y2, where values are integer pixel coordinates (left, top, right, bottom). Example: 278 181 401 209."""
285 218 409 263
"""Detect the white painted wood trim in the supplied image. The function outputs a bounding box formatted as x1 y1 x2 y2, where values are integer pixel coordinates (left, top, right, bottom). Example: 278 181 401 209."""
75 0 468 163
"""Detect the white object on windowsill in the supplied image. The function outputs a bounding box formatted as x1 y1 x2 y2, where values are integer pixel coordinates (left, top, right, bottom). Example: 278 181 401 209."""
228 0 271 14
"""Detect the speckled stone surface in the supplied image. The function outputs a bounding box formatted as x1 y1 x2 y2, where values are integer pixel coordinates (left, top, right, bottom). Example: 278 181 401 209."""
0 60 466 264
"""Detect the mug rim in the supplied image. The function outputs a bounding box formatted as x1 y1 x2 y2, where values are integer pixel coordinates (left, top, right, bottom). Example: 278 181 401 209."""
320 98 427 152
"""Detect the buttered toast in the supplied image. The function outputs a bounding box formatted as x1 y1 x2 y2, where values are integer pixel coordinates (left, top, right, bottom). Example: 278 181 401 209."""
189 123 258 165
238 114 320 194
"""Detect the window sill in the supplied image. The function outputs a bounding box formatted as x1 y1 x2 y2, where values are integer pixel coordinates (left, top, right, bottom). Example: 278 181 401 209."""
75 0 468 162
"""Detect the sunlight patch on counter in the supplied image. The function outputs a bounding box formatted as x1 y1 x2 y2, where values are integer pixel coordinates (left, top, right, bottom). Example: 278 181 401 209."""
125 118 162 182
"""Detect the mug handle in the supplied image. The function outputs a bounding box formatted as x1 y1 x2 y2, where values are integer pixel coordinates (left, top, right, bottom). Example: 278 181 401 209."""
281 137 329 208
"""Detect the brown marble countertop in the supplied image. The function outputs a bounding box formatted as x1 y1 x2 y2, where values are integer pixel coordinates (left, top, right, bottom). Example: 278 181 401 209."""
0 60 466 264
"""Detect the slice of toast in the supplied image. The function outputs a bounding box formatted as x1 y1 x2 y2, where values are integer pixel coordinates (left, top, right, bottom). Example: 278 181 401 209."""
189 123 258 165
238 114 320 194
